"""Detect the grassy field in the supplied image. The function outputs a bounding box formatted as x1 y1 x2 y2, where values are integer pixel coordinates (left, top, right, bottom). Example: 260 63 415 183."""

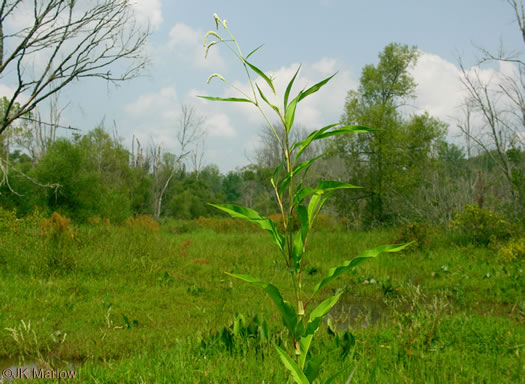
0 213 524 383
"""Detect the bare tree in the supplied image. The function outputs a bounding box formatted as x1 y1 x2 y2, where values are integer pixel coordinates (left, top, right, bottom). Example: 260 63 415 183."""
457 0 525 209
0 0 149 136
151 104 205 219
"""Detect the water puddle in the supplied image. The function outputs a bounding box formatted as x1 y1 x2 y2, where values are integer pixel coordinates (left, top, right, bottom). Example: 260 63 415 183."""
0 359 80 382
329 296 387 330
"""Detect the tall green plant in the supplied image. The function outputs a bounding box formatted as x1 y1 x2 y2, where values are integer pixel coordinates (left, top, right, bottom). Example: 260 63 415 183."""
201 14 410 383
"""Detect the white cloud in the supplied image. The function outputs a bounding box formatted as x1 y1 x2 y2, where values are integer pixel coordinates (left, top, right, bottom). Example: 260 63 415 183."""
167 23 225 70
126 87 178 117
410 51 525 142
204 113 236 137
219 58 358 131
130 0 163 31
124 86 181 149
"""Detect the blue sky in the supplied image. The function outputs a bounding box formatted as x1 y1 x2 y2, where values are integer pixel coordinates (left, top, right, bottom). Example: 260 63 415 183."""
2 0 523 172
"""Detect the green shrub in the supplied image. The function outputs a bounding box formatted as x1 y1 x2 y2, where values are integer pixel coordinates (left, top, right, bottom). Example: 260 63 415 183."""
0 207 20 233
39 212 77 271
497 237 525 263
450 204 513 246
396 222 432 251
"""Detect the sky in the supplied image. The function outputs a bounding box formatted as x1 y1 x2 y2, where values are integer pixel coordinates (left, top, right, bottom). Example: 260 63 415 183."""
2 0 524 172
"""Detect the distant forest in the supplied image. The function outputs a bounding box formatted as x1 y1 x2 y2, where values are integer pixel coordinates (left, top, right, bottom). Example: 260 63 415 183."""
0 42 524 229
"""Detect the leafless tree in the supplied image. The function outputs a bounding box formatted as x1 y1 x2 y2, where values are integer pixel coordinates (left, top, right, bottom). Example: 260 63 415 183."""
0 0 149 136
151 104 205 219
457 0 525 209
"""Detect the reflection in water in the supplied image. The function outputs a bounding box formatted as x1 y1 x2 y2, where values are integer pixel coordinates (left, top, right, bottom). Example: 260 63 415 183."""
329 297 386 330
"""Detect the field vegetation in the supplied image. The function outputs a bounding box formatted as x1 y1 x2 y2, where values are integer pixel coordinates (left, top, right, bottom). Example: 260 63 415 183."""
0 211 523 382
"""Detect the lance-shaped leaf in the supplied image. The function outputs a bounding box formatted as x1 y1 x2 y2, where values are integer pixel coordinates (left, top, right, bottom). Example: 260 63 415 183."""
304 354 324 383
210 204 285 250
299 292 343 369
280 154 326 195
245 44 264 59
291 205 309 273
298 73 336 102
245 60 276 94
313 243 412 296
304 181 362 224
284 66 301 114
293 125 373 163
286 73 337 130
256 83 280 115
198 95 254 103
294 181 361 208
274 344 310 384
226 273 297 337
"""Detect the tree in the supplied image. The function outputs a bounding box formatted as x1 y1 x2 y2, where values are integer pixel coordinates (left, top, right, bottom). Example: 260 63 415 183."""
0 0 148 136
336 43 446 226
150 104 205 219
457 0 525 214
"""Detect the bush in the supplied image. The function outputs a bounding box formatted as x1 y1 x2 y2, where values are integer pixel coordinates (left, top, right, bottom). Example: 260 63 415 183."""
125 215 159 233
39 212 76 271
450 204 513 247
498 237 525 263
396 222 432 251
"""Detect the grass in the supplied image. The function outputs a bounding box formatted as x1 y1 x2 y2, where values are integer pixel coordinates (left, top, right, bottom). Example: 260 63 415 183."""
0 214 523 382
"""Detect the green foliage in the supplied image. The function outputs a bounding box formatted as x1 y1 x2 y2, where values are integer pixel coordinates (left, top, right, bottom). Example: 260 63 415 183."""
201 15 408 382
202 313 272 354
450 204 513 247
39 212 76 272
498 237 525 263
396 222 432 251
335 44 446 227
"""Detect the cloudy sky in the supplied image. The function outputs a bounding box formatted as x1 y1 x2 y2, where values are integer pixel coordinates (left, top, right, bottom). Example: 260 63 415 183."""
2 0 524 172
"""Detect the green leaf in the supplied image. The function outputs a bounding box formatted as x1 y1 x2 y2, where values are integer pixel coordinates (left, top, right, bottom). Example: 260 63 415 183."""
324 363 358 384
280 154 326 195
226 273 297 336
309 292 343 320
293 125 373 162
284 66 301 111
304 354 324 383
245 60 275 93
198 96 253 103
297 73 337 102
285 94 300 133
313 243 412 296
246 44 264 59
274 344 310 384
293 232 304 273
255 83 280 115
209 204 285 250
299 292 343 369
294 181 361 208
304 181 362 226
297 205 309 241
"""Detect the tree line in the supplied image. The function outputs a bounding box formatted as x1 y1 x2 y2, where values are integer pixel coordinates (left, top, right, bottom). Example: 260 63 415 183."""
0 0 524 229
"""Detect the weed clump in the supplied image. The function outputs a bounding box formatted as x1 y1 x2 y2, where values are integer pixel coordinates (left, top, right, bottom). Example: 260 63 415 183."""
497 237 525 263
125 215 159 233
396 222 432 251
450 204 513 247
39 212 76 272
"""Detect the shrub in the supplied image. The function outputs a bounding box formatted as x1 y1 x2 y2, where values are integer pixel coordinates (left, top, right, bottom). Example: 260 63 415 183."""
396 222 432 251
125 215 159 233
0 207 20 233
450 204 513 246
39 212 76 271
497 237 525 263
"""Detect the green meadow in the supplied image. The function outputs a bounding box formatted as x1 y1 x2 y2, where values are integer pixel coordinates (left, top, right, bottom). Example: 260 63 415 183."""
0 213 523 383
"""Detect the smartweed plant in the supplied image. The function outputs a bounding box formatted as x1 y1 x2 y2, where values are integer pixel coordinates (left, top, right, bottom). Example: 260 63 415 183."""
201 14 409 383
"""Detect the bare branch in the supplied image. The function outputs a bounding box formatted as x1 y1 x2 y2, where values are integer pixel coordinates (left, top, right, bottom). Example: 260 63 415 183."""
0 0 149 136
